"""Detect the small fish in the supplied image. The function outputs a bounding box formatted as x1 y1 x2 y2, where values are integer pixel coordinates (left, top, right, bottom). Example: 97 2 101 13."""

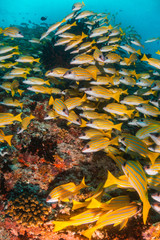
119 134 159 165
80 111 109 120
53 98 69 117
45 67 68 78
15 55 40 63
63 67 94 81
90 25 112 38
82 203 138 239
141 54 160 69
105 53 121 63
64 94 86 110
23 77 50 85
0 112 22 127
0 27 24 38
18 115 35 134
148 144 160 153
55 22 77 35
119 76 136 86
136 78 154 87
122 160 150 224
136 103 160 117
120 44 141 55
64 110 82 125
0 98 23 109
75 10 95 20
85 86 120 101
70 54 95 65
46 18 66 34
86 119 122 131
120 95 149 106
103 103 134 118
72 1 85 11
46 177 87 203
0 46 18 54
41 16 47 21
79 128 111 140
136 124 160 140
27 86 52 94
82 136 118 153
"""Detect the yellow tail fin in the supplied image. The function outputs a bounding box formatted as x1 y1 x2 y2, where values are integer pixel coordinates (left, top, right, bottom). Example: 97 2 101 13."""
4 135 13 146
45 80 50 86
49 96 54 106
14 113 22 122
143 198 151 224
112 92 120 102
136 49 141 55
53 220 73 232
147 151 159 165
104 171 119 188
35 58 40 63
114 122 122 131
141 54 148 62
0 27 3 34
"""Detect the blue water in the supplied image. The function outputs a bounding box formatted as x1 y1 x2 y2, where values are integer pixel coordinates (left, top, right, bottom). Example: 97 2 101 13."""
1 0 160 56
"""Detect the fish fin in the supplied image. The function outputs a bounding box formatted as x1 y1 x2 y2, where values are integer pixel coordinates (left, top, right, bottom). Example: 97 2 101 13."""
136 49 141 55
80 118 87 127
79 176 88 189
49 96 54 106
18 89 24 96
124 57 130 65
82 93 87 102
141 54 148 61
15 113 22 122
53 220 73 232
61 18 66 24
82 1 85 6
119 218 128 230
104 171 119 188
109 136 119 146
147 151 159 165
143 198 151 224
4 135 13 146
45 80 50 86
35 58 40 63
114 122 122 131
87 198 101 209
81 32 88 39
72 200 87 210
112 92 120 102
127 109 134 118
72 21 77 26
19 103 23 109
81 226 97 240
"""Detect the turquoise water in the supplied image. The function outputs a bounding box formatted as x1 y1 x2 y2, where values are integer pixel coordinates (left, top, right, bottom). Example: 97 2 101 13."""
1 0 160 55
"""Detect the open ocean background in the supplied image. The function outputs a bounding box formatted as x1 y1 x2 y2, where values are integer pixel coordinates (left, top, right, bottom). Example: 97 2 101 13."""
1 0 160 56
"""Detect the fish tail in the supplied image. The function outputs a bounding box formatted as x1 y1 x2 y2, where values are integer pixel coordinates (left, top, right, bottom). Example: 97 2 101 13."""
114 122 122 131
79 176 88 189
87 198 101 209
136 49 141 55
127 109 134 118
61 18 66 24
14 46 18 50
11 90 15 97
124 57 130 65
104 171 119 188
45 80 50 86
15 113 22 122
147 151 159 165
143 198 151 224
82 93 87 102
72 21 77 26
19 103 23 109
82 1 85 6
113 92 120 102
141 54 148 61
72 200 88 210
82 32 88 39
49 96 54 105
18 89 24 96
81 226 96 239
80 118 87 127
35 58 40 63
109 136 119 146
53 220 72 232
4 135 13 146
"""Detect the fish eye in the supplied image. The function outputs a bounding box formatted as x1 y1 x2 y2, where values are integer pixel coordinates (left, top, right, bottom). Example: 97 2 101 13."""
19 31 22 34
63 108 66 112
47 195 51 200
81 132 85 136
76 118 80 122
86 144 90 149
136 79 140 82
151 83 156 88
139 119 144 122
138 104 143 107
88 87 92 91
121 76 125 80
72 58 76 61
121 137 125 141
67 71 72 74
105 56 108 60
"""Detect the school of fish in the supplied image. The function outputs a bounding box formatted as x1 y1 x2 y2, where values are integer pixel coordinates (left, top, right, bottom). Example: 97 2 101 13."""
0 1 160 238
